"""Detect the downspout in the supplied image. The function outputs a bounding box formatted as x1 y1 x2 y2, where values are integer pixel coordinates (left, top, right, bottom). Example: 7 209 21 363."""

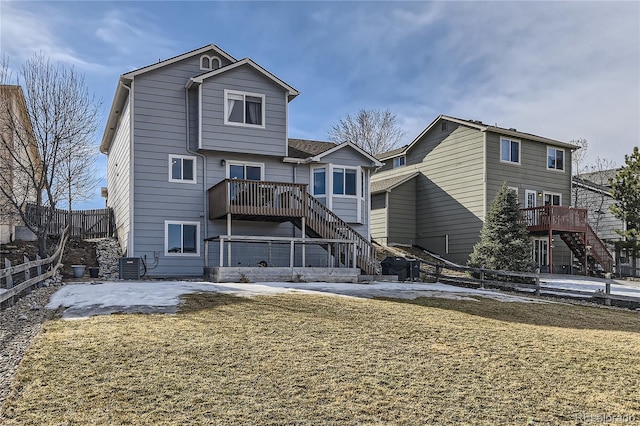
185 86 208 264
120 81 134 256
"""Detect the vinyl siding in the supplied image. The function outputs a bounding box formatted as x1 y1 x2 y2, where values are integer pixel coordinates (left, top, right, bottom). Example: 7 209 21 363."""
411 123 485 264
371 193 387 245
106 97 131 254
130 55 210 276
387 178 416 245
199 65 287 156
485 132 572 208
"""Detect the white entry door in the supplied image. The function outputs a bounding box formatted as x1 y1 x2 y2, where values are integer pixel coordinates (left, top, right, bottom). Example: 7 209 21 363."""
525 190 537 225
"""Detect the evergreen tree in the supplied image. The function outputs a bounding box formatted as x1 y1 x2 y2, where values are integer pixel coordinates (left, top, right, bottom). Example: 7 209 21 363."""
609 147 640 271
469 183 534 271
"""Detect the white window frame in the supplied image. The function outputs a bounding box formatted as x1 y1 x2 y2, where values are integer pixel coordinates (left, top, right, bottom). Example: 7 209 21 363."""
200 55 221 71
226 161 265 181
164 221 200 257
543 191 562 206
393 156 406 168
332 165 360 198
168 154 197 184
223 89 266 129
311 166 327 196
500 137 521 165
546 146 565 172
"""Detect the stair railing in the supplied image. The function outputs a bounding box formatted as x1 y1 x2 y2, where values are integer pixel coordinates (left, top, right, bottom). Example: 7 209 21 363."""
296 192 379 275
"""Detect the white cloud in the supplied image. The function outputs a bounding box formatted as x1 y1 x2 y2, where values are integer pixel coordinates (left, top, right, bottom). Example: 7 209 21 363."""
394 1 640 165
0 1 105 72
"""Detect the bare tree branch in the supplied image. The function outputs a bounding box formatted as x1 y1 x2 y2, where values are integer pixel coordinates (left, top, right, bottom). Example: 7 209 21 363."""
0 52 101 256
328 108 405 156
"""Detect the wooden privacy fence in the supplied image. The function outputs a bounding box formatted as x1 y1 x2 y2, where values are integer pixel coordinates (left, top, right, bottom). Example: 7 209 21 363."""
0 243 63 308
25 203 114 239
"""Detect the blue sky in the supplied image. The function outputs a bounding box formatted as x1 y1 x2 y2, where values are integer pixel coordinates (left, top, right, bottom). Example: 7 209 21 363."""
1 0 639 209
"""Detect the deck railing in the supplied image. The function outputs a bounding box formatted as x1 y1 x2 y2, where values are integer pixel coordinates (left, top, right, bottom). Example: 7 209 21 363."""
208 179 307 219
521 206 588 233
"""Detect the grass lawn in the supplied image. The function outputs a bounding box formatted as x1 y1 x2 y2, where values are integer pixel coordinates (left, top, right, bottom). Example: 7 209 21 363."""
2 293 640 425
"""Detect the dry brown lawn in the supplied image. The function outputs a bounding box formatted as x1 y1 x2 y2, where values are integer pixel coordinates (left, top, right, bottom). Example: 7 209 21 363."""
2 293 640 425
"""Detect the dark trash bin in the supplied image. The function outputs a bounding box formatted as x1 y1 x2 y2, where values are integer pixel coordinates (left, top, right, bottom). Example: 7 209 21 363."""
406 259 421 281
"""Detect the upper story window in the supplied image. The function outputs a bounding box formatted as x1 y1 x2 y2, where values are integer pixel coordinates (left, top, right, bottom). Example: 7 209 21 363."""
500 137 520 164
333 167 357 196
547 147 565 171
200 55 221 71
169 155 196 183
393 156 406 168
224 90 265 128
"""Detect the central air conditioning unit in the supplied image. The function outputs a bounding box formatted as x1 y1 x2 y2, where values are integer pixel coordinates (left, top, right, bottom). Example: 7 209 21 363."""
119 257 141 280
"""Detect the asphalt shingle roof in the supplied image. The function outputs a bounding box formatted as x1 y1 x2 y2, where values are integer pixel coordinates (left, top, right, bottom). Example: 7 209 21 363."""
371 172 419 194
287 138 337 159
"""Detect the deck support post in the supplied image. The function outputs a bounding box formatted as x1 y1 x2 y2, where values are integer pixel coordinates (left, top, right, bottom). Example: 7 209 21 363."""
583 232 589 276
301 216 306 267
548 229 553 274
227 214 232 267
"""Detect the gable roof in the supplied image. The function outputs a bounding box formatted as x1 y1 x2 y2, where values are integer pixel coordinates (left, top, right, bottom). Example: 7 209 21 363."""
188 58 299 101
578 168 620 186
285 138 383 168
122 44 237 80
572 176 613 197
377 114 579 160
376 144 409 161
371 171 419 194
288 138 337 158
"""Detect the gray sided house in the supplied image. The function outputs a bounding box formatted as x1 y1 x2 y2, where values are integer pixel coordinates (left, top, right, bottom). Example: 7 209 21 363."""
573 171 638 277
100 44 381 279
372 115 613 275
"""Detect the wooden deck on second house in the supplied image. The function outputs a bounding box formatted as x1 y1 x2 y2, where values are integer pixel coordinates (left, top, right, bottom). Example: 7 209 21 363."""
521 206 613 274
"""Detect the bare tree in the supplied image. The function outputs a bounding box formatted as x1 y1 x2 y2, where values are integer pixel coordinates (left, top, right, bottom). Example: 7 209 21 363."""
328 108 405 156
571 138 589 176
0 53 100 257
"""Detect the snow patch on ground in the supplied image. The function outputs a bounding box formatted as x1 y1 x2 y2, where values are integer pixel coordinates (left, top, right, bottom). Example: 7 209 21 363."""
46 281 547 319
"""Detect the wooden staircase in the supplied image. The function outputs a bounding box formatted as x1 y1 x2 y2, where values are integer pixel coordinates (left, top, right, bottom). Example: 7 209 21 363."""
522 206 613 274
559 224 613 274
290 192 380 275
207 179 380 275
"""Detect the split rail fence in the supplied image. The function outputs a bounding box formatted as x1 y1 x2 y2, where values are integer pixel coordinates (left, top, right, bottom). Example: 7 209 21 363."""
0 244 62 308
417 259 639 309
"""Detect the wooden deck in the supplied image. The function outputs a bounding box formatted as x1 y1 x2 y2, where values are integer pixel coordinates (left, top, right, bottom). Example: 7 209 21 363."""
521 206 613 273
521 206 588 233
207 179 380 275
208 179 307 221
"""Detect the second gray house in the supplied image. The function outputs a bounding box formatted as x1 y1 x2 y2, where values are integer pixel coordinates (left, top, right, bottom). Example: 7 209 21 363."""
100 44 381 280
372 115 613 275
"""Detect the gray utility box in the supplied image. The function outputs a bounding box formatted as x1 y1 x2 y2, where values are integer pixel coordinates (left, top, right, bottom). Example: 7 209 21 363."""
119 257 141 280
